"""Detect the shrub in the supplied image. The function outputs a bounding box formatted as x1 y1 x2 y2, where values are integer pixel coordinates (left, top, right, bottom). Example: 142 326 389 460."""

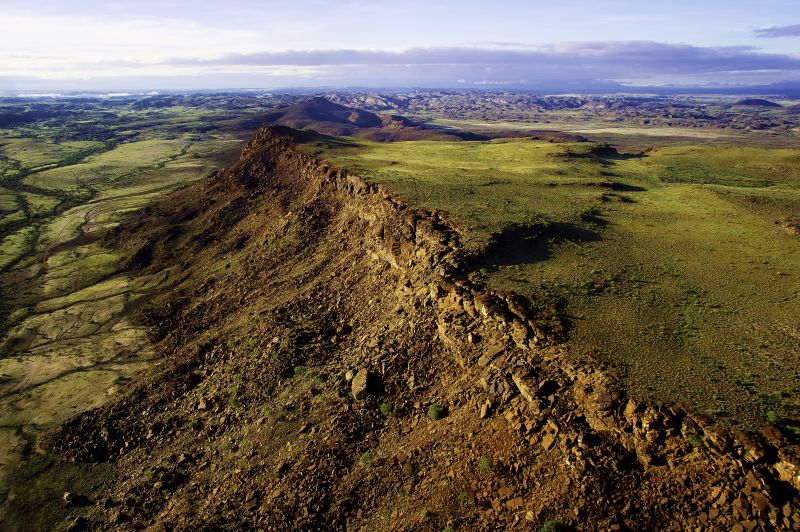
539 521 563 532
477 455 493 473
227 386 240 405
358 450 375 465
428 404 447 421
687 433 703 447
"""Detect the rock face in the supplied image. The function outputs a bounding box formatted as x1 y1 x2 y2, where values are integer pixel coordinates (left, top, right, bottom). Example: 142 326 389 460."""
42 126 800 531
351 369 371 400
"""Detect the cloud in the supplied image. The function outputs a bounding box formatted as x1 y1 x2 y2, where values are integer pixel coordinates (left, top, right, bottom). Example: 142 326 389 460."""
2 41 800 89
155 41 800 85
754 24 800 38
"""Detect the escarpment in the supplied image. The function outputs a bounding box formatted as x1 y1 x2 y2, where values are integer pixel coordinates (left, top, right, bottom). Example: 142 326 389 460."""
45 126 799 530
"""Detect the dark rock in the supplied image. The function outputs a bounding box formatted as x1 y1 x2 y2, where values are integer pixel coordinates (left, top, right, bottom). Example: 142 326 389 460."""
110 510 129 524
63 492 91 508
66 516 89 532
276 461 291 477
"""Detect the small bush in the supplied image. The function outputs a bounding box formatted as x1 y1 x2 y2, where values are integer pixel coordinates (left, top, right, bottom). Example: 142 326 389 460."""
428 404 447 421
188 419 201 430
766 410 780 424
293 365 308 377
539 521 563 532
477 455 493 473
687 433 703 447
358 450 375 465
227 386 240 405
380 402 394 415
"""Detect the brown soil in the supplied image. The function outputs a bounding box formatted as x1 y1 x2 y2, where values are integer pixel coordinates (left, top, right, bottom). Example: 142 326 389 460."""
30 127 800 530
784 216 800 236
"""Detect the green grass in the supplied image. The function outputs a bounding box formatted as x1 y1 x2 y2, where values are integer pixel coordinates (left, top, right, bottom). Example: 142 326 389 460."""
304 136 800 428
0 225 37 269
645 145 800 187
359 449 376 465
24 139 186 191
0 138 103 170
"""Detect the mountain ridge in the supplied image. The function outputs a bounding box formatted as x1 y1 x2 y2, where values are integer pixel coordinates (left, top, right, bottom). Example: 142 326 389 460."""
30 126 800 530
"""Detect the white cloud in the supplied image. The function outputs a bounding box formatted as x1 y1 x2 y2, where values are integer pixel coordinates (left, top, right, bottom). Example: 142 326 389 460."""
0 10 266 62
1 7 799 89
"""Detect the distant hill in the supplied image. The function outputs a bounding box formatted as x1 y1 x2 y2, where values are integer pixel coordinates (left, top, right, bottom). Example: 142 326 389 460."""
263 97 381 132
733 98 782 108
263 97 476 141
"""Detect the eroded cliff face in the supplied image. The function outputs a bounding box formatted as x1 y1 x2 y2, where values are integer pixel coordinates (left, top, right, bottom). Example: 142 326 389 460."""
45 127 799 530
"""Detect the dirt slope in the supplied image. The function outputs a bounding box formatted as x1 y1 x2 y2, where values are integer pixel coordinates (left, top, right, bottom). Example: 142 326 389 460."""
37 127 800 530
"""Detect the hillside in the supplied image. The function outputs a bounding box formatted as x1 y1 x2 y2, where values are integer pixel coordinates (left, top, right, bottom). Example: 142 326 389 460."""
734 99 782 108
12 126 797 530
263 97 477 141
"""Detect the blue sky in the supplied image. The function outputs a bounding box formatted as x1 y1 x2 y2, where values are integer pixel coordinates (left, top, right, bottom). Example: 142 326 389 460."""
2 0 799 90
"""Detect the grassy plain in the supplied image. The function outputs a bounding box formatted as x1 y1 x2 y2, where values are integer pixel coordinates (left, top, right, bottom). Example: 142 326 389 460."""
430 118 800 149
301 137 800 430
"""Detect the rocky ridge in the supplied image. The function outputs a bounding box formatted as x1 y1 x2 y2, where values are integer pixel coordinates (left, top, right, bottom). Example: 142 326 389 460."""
43 126 800 530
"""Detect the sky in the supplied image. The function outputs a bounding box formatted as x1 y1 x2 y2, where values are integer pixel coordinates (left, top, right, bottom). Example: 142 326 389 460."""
1 0 800 91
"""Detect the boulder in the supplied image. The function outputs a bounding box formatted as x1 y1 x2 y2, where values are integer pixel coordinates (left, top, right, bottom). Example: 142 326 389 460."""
351 369 373 399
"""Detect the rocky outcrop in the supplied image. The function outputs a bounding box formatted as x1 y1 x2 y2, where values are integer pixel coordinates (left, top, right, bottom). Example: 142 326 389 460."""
44 126 799 530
